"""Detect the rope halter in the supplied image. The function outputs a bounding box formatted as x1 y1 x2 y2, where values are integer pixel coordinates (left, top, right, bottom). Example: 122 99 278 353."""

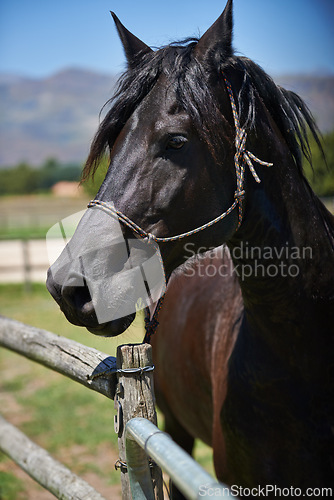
87 75 274 341
88 76 273 241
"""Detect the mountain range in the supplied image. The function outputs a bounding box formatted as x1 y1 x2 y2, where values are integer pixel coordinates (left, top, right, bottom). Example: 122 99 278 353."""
0 68 333 167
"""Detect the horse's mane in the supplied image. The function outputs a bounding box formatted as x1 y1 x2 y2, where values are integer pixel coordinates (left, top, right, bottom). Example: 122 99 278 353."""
83 38 322 182
83 38 334 245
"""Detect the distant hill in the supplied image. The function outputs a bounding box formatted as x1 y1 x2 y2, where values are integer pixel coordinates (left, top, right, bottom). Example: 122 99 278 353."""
0 68 118 167
275 74 334 134
0 68 333 167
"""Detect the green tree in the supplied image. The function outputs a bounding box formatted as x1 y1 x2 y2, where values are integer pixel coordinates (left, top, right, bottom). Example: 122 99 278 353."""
39 158 81 190
0 159 82 196
0 163 39 195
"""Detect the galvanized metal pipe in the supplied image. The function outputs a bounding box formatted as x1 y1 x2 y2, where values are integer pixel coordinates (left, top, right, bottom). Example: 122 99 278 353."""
125 433 155 500
125 417 233 499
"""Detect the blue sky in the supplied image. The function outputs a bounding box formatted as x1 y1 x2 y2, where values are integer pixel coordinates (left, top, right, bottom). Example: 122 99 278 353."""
0 0 333 78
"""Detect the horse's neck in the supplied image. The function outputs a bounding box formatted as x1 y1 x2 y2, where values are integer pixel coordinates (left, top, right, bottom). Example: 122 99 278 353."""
227 153 334 349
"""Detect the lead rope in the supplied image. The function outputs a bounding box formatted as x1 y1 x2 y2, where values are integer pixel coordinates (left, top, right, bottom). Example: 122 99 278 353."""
143 294 165 344
87 75 273 342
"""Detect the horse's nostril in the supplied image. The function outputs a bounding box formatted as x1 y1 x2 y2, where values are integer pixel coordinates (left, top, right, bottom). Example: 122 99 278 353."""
62 283 94 317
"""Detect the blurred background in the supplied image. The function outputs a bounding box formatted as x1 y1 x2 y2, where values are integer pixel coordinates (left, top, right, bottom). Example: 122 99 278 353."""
0 1 333 498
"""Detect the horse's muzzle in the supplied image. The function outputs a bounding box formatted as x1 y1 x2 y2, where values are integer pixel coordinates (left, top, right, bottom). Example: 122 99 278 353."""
46 268 135 337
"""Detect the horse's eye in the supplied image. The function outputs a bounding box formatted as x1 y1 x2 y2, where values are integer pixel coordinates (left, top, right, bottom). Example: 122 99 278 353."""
166 135 187 150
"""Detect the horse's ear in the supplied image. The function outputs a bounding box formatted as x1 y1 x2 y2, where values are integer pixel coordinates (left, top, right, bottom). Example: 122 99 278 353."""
195 0 233 64
111 12 152 66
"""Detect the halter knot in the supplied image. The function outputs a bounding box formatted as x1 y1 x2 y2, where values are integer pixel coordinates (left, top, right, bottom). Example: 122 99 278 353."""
232 112 273 186
143 309 161 344
234 189 245 200
144 233 156 244
235 128 247 157
223 75 273 221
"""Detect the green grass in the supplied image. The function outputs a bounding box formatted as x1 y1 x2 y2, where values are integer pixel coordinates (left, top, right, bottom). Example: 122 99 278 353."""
0 283 214 498
19 379 118 452
0 227 51 240
0 471 25 500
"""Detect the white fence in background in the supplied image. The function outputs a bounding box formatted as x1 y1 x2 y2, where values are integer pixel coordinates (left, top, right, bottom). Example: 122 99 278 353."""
0 238 61 284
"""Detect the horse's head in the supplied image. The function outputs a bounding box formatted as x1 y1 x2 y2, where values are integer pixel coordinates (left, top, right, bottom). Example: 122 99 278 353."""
47 0 243 336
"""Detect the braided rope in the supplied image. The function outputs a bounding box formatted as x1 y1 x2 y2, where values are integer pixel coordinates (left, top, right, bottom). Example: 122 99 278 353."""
87 198 239 242
87 200 149 239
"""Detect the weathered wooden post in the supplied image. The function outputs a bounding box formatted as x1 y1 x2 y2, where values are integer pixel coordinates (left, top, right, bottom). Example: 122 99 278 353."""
115 343 163 500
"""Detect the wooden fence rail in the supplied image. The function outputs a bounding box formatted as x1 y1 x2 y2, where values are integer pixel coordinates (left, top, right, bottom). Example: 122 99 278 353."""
0 315 164 499
0 415 107 500
0 315 117 399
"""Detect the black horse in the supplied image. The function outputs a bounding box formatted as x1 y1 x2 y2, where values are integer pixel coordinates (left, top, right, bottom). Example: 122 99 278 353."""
47 0 334 494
